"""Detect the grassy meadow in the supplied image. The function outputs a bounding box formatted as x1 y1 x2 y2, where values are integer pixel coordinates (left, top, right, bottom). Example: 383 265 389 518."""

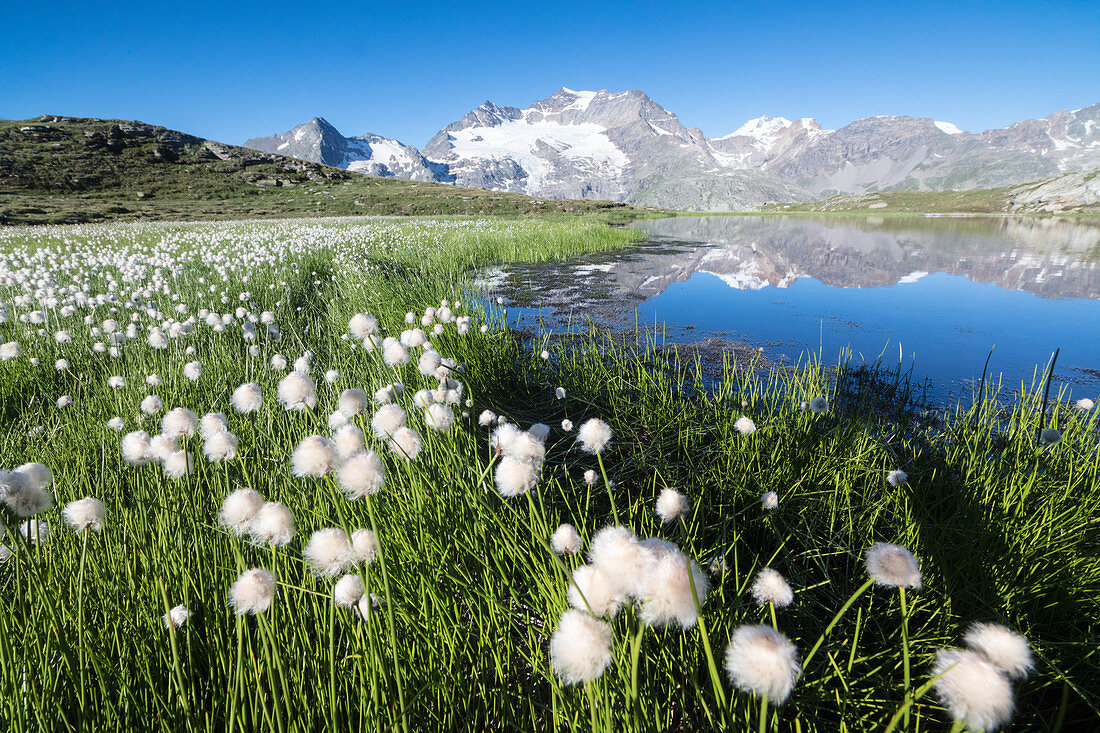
0 215 1098 732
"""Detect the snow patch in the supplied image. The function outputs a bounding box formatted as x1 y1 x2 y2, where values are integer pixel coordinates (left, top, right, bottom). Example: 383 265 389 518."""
898 271 929 284
934 121 965 135
718 115 792 141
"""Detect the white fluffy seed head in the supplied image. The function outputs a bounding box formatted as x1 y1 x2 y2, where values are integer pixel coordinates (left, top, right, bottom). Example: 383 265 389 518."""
724 625 801 704
62 497 106 532
932 648 1015 732
107 416 125 431
328 410 348 429
334 574 365 608
277 372 317 412
249 502 296 546
494 455 541 497
527 423 550 443
150 434 178 462
291 436 337 478
424 403 454 432
382 340 409 367
203 431 238 462
387 427 422 461
400 328 427 347
865 542 922 589
589 525 655 599
550 609 613 685
576 418 612 454
303 528 354 578
491 423 523 455
336 450 386 500
551 523 582 555
655 488 689 523
162 450 193 479
373 382 404 404
161 408 198 438
351 528 377 563
751 568 794 608
762 491 779 511
338 389 369 417
229 568 277 615
1075 397 1095 411
163 604 191 629
561 419 574 432
963 623 1033 680
200 412 228 439
121 430 152 465
183 361 202 381
568 564 624 617
219 488 264 535
478 409 496 427
231 383 263 414
371 404 407 439
348 313 379 340
15 463 52 491
638 549 709 629
140 395 164 415
334 424 364 459
735 416 757 435
887 469 909 486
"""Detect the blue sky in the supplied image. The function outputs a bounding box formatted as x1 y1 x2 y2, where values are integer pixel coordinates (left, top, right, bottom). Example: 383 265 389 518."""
2 1 1098 147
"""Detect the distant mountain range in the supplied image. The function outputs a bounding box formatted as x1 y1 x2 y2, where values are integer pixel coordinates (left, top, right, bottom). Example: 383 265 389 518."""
244 88 1100 211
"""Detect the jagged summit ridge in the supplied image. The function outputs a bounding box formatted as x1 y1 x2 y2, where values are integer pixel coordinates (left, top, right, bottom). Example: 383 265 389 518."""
243 91 1100 211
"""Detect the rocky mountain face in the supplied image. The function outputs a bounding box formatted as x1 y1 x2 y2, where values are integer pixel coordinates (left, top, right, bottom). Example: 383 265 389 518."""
244 117 439 182
244 92 1100 211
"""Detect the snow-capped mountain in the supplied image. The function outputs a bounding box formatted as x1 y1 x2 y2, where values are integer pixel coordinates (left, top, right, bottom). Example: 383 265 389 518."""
244 117 439 182
243 93 1100 210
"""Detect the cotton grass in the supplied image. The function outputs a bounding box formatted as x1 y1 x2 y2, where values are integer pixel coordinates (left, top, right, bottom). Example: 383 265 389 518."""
229 568 277 615
549 609 613 685
303 528 355 578
865 542 922 589
724 625 801 705
932 648 1016 731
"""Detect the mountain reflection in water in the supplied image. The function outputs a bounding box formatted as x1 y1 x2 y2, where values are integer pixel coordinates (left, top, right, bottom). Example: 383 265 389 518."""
480 216 1100 398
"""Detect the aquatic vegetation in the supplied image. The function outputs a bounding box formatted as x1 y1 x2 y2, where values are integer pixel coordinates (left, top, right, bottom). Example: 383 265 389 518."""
0 215 1097 731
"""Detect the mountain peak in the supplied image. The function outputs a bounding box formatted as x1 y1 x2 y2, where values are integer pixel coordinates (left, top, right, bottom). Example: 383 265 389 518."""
721 115 793 141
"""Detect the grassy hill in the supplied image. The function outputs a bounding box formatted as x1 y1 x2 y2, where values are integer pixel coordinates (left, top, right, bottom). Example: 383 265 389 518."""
0 116 655 225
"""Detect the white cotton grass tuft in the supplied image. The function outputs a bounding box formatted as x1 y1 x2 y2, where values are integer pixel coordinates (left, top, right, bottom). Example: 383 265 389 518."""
588 525 655 599
932 648 1015 732
351 528 377 563
328 410 349 429
334 574 366 608
555 386 567 400
219 488 264 535
527 423 550 443
491 423 523 455
229 568 277 615
382 338 410 367
584 469 598 486
62 497 106 532
549 609 613 685
809 396 828 414
751 568 794 608
107 417 125 431
199 412 228 439
161 408 198 438
655 488 690 523
303 528 355 578
1075 397 1095 411
140 395 164 415
277 372 317 412
424 403 454 432
494 456 541 497
338 389 370 417
638 549 709 629
963 623 1033 680
561 419 574 432
886 469 909 486
374 382 404 404
231 383 263 414
1039 428 1062 447
478 409 496 427
371 404 407 439
724 625 801 704
735 416 757 435
568 564 624 617
15 463 52 490
576 418 612 454
336 450 386 500
334 424 365 459
150 434 178 463
183 361 202 381
387 427 423 461
163 604 191 630
865 542 922 589
348 313 379 340
551 523 582 555
762 491 779 511
203 431 238 462
291 436 337 478
249 501 296 546
325 369 339 384
121 431 153 465
162 450 193 479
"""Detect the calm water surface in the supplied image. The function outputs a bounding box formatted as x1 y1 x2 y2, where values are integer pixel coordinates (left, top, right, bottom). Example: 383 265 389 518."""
479 215 1100 400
